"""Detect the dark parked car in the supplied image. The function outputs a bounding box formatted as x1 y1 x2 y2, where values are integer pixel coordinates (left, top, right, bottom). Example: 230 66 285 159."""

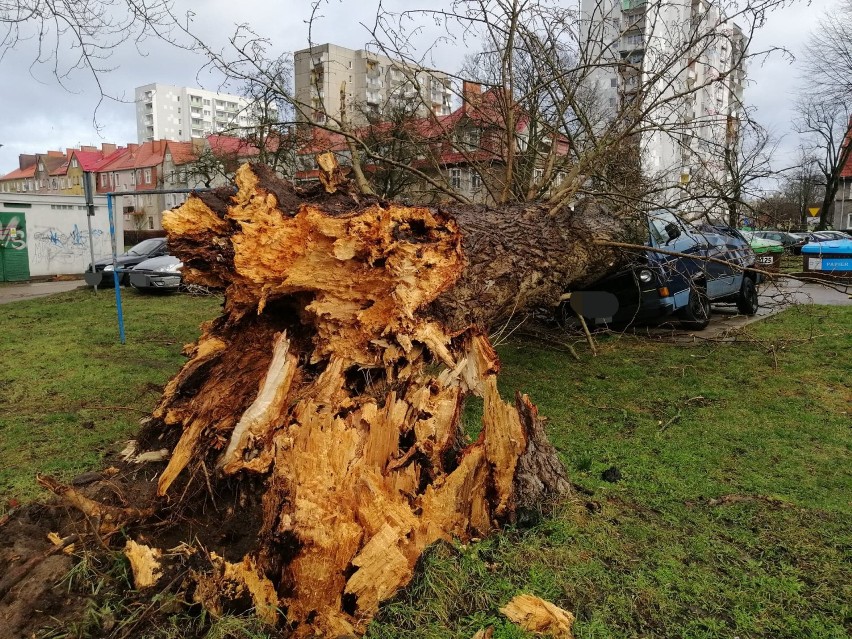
129 255 183 292
571 210 758 330
88 238 169 285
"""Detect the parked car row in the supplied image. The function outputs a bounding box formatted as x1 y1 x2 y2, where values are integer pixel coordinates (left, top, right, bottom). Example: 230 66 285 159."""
746 229 852 255
88 238 183 292
739 231 785 270
571 210 759 330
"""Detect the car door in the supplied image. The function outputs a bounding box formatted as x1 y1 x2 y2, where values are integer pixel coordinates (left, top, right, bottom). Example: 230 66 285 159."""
698 230 736 298
648 211 705 310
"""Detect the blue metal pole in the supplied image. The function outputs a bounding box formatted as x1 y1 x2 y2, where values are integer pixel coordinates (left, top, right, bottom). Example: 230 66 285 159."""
107 195 126 344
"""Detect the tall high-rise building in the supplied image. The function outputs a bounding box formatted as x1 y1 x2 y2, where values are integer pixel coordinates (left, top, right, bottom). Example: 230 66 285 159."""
135 83 276 143
293 43 453 127
580 0 745 205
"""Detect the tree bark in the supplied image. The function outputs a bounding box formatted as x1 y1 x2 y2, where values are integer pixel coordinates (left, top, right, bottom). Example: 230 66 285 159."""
46 160 627 636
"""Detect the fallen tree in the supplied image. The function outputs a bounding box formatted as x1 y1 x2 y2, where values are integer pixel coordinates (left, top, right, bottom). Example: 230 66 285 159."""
42 157 628 636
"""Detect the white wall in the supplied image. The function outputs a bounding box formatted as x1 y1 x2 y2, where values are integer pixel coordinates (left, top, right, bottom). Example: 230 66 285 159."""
0 193 123 278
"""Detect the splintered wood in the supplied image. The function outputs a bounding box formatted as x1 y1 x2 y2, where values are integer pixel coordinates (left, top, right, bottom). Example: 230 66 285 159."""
500 594 576 638
131 161 571 636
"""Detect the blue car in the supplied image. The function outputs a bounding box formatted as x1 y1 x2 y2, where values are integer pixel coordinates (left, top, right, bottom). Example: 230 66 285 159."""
572 211 758 330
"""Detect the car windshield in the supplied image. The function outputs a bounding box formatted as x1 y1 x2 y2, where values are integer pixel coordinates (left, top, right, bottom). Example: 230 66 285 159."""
648 210 684 244
125 239 163 256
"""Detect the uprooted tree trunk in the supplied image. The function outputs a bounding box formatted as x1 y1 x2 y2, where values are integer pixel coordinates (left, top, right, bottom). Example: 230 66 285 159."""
45 158 627 636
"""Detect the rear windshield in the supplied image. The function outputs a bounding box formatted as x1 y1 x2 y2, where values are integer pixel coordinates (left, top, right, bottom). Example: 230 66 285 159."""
126 238 164 255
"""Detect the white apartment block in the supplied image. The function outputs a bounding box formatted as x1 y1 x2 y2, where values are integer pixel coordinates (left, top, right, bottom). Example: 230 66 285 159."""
294 43 453 126
581 0 745 208
135 83 276 143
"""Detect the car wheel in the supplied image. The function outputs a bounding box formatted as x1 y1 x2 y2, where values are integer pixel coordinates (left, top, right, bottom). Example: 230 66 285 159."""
736 277 759 315
679 286 711 330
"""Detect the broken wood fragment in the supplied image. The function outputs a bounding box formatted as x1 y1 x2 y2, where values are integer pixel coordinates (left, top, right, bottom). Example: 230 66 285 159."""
500 594 576 638
124 540 163 589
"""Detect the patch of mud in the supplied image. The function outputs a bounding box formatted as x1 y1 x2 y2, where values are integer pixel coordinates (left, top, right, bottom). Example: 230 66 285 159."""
0 459 269 638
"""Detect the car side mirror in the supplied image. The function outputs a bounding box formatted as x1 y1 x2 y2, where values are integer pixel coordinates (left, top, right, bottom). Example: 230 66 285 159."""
664 222 681 242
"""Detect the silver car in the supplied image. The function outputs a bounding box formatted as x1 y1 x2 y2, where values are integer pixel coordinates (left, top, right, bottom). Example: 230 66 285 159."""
129 255 183 292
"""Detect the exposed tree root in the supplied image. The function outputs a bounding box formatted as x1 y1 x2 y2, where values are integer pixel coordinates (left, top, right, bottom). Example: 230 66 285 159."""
39 157 625 636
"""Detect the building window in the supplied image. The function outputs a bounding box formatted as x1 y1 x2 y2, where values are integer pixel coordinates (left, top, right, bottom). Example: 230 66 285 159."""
471 171 482 189
148 216 154 230
450 168 462 189
144 168 152 184
611 78 617 87
71 158 78 168
130 171 136 185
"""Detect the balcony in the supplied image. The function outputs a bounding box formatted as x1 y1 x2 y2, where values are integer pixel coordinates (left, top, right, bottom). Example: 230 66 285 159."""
621 33 645 51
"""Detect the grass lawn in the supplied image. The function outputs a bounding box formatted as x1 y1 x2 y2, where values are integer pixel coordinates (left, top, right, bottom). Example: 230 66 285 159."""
1 290 849 638
0 287 222 503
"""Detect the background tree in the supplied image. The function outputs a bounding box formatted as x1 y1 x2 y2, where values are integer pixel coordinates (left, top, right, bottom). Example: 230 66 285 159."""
794 98 851 229
795 0 852 229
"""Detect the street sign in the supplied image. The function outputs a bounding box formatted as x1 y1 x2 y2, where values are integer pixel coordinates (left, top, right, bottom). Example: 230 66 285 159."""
808 207 820 217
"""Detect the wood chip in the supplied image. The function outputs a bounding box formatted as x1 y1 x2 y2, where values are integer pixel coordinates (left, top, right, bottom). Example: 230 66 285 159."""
500 594 576 638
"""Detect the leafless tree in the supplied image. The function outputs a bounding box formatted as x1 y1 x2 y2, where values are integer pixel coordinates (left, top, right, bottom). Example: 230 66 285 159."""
0 0 175 107
794 0 852 230
801 0 852 104
794 97 851 230
358 0 791 217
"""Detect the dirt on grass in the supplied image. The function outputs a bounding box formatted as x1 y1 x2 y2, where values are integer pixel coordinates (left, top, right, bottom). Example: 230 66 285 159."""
0 448 277 639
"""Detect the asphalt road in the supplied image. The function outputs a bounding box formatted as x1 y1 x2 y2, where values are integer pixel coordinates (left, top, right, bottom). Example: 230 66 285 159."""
640 277 851 340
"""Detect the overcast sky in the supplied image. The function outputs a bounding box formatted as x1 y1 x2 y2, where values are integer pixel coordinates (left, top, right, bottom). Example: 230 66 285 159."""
0 0 835 185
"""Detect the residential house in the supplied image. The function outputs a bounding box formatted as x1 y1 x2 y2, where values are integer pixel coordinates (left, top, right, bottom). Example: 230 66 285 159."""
295 82 570 205
64 145 120 196
95 140 172 230
0 158 37 195
161 140 200 210
0 144 123 196
31 151 68 194
1 133 293 231
832 120 852 230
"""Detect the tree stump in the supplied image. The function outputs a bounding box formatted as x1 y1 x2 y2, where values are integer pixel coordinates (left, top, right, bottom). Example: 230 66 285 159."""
48 159 627 636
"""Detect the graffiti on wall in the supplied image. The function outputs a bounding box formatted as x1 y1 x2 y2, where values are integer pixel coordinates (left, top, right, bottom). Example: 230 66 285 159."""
0 216 27 250
31 224 106 265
